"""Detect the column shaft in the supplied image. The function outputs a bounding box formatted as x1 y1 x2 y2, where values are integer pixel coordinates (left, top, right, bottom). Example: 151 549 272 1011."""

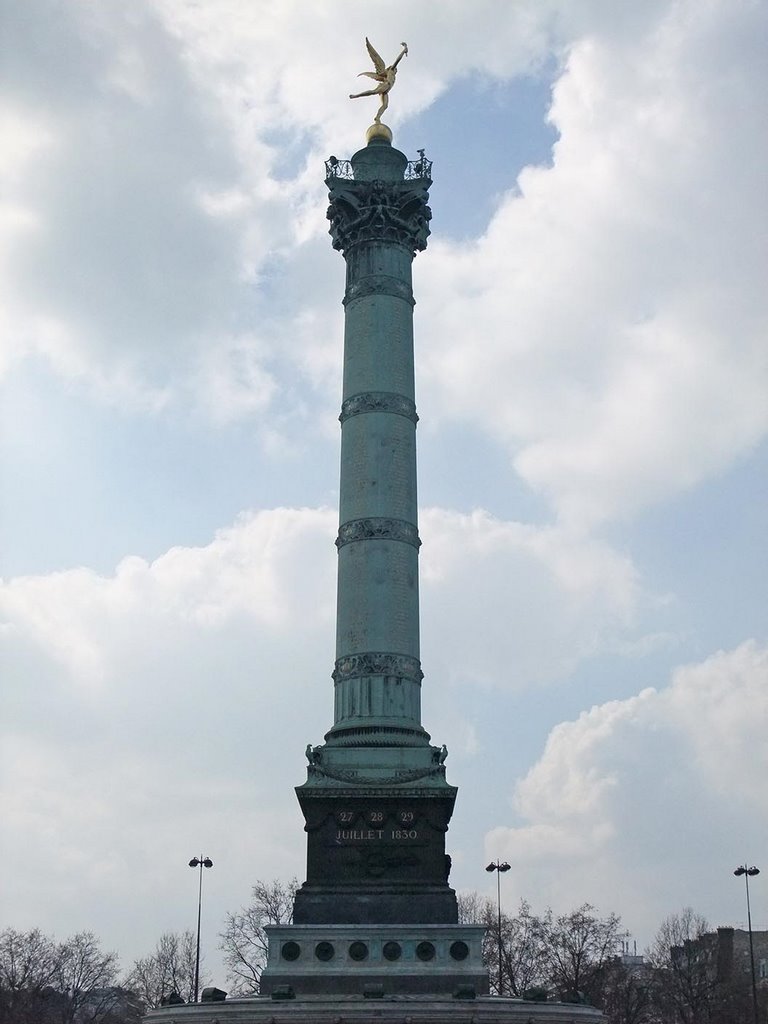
323 143 431 747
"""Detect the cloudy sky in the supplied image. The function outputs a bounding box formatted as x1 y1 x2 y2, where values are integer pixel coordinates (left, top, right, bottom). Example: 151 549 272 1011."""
1 0 767 986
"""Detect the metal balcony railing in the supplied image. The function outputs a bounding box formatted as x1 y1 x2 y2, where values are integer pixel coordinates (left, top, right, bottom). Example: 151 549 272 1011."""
325 152 432 182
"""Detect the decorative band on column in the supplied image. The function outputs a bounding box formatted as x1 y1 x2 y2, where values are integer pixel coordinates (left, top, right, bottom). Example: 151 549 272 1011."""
333 652 424 684
343 274 415 306
339 392 418 425
335 517 421 549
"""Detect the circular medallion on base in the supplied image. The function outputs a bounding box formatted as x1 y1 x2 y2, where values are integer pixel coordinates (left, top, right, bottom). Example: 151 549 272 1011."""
366 122 393 144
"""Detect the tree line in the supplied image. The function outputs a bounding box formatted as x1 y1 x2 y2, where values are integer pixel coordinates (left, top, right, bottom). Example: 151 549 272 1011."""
461 898 765 1023
0 927 202 1024
220 881 765 1023
2 883 764 1024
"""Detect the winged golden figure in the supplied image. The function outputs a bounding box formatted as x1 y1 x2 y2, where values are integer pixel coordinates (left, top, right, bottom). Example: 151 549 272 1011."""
349 38 408 123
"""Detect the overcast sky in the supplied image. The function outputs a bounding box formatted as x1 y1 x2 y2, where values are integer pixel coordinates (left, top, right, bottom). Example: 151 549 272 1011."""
1 0 766 988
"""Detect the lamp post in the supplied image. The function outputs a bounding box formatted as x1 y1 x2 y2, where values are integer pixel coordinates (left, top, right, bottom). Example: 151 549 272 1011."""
189 855 213 1002
486 860 511 996
734 864 760 1024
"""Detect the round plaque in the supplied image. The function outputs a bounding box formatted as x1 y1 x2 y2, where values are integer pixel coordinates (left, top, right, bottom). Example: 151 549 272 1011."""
315 941 335 961
348 940 369 961
382 941 402 961
415 941 435 961
450 940 470 961
281 941 301 961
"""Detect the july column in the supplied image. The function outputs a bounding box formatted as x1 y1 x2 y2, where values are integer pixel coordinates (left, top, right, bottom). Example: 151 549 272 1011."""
324 137 432 747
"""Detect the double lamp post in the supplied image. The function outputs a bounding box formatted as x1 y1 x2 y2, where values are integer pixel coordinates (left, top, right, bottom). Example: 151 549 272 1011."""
486 859 511 995
188 855 213 1003
734 864 760 1024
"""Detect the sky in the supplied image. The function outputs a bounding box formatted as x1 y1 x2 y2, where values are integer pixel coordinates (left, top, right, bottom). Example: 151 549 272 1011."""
1 0 767 989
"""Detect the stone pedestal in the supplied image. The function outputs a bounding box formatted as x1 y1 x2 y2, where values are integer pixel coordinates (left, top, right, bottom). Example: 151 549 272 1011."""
145 995 604 1024
293 788 458 926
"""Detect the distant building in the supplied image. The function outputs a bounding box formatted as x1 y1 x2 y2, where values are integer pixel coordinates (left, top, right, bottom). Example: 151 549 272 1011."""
713 926 768 987
617 935 649 974
619 951 648 972
664 925 768 1023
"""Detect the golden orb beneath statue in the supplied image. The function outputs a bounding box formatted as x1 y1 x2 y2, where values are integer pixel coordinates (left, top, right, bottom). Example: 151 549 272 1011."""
366 122 393 144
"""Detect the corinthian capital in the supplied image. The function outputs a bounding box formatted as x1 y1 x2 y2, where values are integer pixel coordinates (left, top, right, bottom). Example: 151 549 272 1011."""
326 177 431 256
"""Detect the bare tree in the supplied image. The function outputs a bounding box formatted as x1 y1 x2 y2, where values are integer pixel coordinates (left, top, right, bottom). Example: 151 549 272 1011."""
648 908 716 1024
220 878 297 995
539 903 622 1005
457 891 502 992
458 894 550 997
600 958 657 1024
0 928 120 1024
486 901 550 997
56 931 119 1024
125 931 200 1009
0 928 60 1024
500 900 550 997
456 890 491 925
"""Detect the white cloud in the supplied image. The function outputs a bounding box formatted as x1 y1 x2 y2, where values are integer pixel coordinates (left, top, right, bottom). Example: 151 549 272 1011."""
0 500 656 956
1 508 337 685
487 641 768 939
4 0 765 524
417 0 768 526
420 508 641 690
0 1 292 413
193 334 278 424
0 507 338 958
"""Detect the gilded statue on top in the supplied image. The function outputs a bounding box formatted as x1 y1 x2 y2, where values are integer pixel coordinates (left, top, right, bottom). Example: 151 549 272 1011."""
349 38 408 123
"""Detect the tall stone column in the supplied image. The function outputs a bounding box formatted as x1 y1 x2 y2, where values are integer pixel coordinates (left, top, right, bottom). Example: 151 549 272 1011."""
293 131 459 929
326 136 430 749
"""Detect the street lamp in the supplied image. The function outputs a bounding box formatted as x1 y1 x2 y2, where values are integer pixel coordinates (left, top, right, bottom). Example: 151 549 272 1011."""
486 860 511 996
189 855 213 1003
734 864 760 1024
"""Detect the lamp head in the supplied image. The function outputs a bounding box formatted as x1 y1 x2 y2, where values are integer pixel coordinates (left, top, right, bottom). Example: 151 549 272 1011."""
189 858 200 867
499 862 511 872
486 863 495 872
203 858 213 868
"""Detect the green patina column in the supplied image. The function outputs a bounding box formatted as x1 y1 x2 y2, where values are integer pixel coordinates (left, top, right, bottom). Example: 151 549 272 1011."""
293 128 459 928
328 136 430 749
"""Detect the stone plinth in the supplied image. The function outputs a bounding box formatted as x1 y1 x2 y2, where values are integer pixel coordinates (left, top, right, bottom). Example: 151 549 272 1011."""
145 995 604 1024
259 924 487 997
